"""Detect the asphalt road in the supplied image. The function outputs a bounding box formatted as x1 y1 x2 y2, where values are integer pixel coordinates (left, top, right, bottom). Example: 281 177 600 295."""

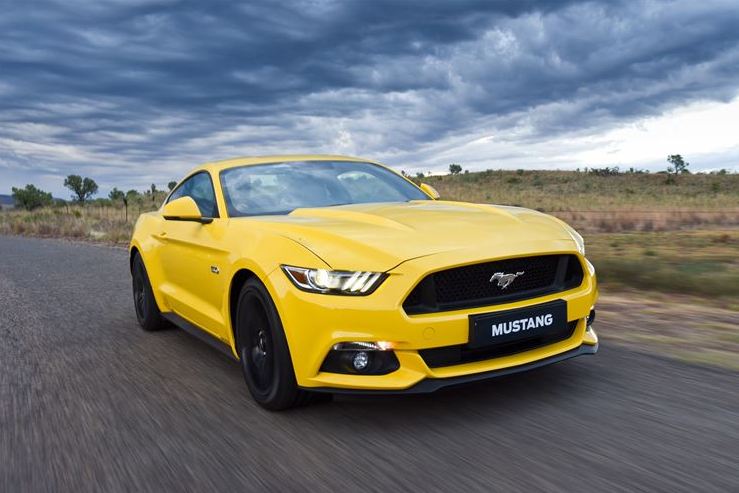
1 235 737 492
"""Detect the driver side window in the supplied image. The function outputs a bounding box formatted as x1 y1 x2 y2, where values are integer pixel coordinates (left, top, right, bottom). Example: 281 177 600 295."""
168 172 219 218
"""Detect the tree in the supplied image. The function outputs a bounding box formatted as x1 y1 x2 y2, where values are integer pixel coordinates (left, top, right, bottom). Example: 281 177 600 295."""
167 181 177 191
449 163 462 175
122 189 141 223
64 175 98 203
148 183 160 203
108 187 125 202
108 187 125 220
667 154 689 175
11 184 53 211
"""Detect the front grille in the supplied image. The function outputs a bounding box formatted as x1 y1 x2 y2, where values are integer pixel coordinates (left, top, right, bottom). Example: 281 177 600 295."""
419 320 579 368
403 254 583 315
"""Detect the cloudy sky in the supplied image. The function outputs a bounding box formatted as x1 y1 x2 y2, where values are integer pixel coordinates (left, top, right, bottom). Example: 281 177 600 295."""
1 0 738 196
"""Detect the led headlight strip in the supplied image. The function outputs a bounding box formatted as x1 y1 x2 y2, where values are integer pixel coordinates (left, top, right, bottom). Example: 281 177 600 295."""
281 265 387 295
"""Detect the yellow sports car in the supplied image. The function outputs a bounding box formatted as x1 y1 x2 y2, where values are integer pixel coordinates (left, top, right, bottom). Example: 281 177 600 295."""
130 155 598 410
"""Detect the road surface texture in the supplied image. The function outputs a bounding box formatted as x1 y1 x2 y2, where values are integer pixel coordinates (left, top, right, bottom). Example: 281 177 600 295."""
1 235 737 492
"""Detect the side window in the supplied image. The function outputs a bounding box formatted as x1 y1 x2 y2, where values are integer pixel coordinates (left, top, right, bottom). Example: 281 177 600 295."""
167 172 219 218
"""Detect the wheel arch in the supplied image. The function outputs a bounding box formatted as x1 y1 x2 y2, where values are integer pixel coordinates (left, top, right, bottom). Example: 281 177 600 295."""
224 233 328 360
129 245 141 273
128 239 170 314
229 268 259 353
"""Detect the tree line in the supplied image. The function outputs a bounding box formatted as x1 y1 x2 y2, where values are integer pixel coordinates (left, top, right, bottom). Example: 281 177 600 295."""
411 154 697 180
8 153 724 212
11 175 178 215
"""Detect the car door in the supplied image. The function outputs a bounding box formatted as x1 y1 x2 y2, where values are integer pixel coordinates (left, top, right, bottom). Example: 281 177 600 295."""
157 171 230 342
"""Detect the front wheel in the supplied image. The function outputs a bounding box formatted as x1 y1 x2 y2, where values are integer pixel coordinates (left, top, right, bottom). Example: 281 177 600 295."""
235 278 328 410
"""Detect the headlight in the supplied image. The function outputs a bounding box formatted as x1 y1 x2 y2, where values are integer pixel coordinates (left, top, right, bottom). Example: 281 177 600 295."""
281 265 386 295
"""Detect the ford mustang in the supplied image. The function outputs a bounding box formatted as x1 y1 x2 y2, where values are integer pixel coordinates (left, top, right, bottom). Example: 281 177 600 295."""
130 155 598 410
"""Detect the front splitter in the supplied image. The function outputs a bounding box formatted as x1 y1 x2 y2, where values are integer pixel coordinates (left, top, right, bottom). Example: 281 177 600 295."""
304 343 599 395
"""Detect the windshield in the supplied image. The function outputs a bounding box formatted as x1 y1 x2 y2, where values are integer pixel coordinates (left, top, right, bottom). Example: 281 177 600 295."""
219 160 429 217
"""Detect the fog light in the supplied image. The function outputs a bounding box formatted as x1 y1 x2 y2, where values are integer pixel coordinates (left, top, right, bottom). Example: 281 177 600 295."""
320 344 400 375
352 351 369 371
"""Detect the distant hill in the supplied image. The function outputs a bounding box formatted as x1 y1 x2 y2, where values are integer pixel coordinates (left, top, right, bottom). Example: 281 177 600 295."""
0 194 14 207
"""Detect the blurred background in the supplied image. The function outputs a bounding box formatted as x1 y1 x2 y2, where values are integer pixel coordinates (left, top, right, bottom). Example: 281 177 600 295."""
1 0 737 491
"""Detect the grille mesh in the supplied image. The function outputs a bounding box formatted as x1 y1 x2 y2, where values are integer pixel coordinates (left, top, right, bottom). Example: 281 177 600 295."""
435 256 559 303
403 254 583 314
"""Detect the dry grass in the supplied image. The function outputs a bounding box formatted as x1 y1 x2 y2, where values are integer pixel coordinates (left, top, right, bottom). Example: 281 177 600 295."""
426 169 739 211
426 169 739 233
596 291 739 371
0 204 155 244
552 209 739 233
586 229 739 300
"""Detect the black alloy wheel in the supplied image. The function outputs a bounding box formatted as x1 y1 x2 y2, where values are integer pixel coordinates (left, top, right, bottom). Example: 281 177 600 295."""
243 302 275 393
236 278 329 410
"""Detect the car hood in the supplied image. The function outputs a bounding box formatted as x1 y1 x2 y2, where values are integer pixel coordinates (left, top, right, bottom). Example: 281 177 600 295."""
248 201 578 272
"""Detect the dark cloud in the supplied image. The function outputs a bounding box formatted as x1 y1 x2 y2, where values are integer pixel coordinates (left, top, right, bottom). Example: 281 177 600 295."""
1 0 738 194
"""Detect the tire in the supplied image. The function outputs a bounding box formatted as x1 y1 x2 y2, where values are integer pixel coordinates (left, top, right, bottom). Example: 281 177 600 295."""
235 278 329 410
132 254 168 332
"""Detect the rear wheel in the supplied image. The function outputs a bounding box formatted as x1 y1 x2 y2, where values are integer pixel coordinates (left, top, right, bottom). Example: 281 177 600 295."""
132 254 167 332
236 278 329 410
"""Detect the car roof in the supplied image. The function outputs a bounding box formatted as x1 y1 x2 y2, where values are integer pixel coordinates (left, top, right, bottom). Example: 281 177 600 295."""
194 154 378 174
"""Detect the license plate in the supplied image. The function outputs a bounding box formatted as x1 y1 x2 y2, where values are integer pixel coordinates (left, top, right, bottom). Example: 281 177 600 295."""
468 300 568 349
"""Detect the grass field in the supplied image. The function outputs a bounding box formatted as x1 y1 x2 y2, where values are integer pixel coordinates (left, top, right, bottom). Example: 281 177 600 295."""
596 291 739 370
425 169 738 211
2 170 738 301
587 229 739 303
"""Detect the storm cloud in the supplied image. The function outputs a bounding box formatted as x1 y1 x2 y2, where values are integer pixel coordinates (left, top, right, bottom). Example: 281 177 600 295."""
1 0 738 194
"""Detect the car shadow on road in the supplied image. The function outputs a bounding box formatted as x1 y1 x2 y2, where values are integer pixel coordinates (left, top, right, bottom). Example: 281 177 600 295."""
157 323 603 431
328 361 594 417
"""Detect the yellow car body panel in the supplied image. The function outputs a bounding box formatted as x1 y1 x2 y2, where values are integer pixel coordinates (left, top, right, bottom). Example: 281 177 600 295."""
130 154 598 392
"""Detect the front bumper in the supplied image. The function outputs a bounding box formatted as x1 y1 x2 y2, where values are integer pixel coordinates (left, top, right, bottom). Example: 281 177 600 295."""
267 250 599 392
307 341 598 394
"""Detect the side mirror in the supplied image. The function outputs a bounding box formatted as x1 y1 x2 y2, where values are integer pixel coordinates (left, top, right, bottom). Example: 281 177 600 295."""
162 196 212 224
419 183 440 200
